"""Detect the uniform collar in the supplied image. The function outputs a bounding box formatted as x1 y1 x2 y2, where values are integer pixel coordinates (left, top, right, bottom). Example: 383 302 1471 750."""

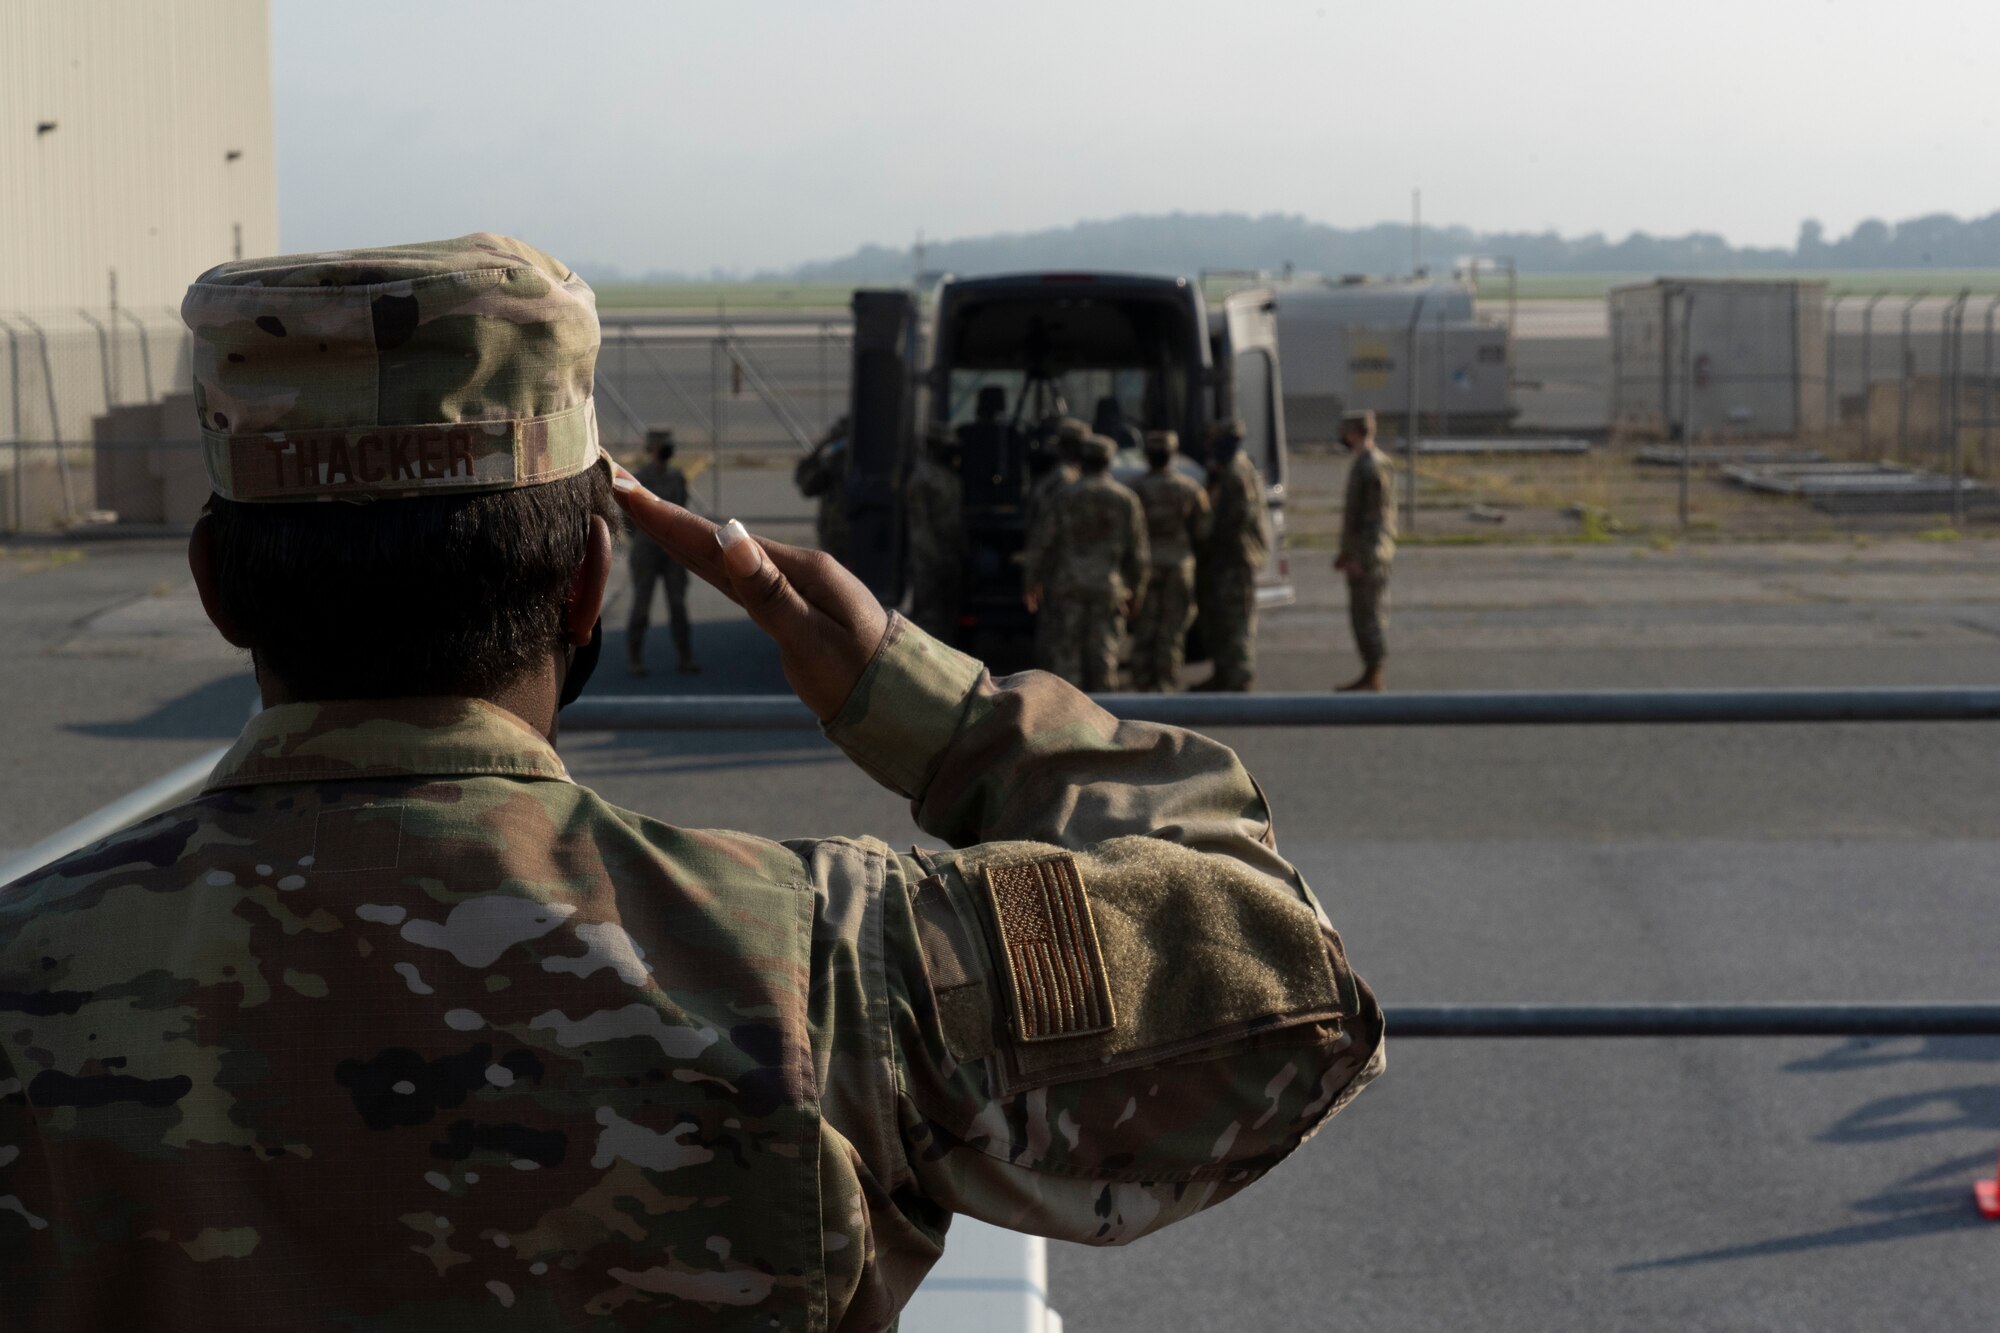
204 697 571 792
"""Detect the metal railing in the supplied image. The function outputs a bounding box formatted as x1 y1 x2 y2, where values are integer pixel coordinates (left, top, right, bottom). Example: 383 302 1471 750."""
559 686 2000 733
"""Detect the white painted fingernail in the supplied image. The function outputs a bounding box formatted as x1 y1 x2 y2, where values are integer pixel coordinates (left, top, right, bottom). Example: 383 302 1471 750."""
611 463 639 493
717 519 761 577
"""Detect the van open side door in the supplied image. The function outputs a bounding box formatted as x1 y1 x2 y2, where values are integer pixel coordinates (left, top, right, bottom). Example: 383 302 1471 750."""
1218 288 1296 608
846 289 920 603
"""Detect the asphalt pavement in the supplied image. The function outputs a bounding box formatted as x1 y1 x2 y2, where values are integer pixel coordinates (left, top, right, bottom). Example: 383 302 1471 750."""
3 468 1999 1330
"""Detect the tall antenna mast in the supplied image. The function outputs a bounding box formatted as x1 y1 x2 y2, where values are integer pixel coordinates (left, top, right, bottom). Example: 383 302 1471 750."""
1412 188 1421 276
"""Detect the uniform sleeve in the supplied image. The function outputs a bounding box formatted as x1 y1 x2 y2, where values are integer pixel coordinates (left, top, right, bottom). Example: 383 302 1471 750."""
1122 495 1149 599
1188 483 1214 548
1341 462 1380 565
822 619 1383 1245
1344 460 1392 564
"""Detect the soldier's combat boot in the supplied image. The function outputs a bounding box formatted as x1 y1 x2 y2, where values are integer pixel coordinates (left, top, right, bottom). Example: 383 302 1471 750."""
676 649 701 675
1338 662 1386 693
626 632 649 678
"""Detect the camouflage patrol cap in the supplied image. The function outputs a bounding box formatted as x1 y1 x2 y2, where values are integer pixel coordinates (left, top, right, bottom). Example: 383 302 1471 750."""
181 233 603 503
1079 432 1116 465
1145 429 1179 454
1342 408 1377 434
1054 417 1092 445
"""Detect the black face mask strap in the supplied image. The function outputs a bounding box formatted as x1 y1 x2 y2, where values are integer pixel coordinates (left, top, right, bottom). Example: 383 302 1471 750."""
557 506 607 711
560 618 603 709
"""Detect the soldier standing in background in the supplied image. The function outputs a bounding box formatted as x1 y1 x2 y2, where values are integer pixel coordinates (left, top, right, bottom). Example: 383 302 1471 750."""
1024 432 1149 690
1023 414 1088 535
627 427 699 675
1023 416 1089 669
1335 408 1397 691
0 234 1383 1332
794 413 851 562
905 422 966 639
1195 418 1272 692
1128 430 1211 692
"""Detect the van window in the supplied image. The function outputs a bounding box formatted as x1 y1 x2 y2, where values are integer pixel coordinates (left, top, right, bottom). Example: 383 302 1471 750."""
1234 346 1280 476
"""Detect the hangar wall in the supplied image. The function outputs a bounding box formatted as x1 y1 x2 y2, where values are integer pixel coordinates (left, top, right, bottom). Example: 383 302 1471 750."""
0 0 278 310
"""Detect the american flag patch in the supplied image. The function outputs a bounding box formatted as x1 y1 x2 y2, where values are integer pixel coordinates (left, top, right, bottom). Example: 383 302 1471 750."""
984 853 1116 1042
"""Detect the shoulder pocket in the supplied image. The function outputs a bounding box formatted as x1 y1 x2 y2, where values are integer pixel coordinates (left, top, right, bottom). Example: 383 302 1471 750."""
918 838 1347 1096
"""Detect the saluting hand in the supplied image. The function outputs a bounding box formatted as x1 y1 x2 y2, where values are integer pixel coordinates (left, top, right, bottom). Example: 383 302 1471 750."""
612 463 889 720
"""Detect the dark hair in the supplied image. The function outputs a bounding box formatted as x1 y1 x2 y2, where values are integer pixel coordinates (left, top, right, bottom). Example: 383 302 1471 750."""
205 468 620 700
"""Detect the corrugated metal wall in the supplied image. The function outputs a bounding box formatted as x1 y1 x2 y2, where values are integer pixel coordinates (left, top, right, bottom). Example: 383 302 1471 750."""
0 0 278 311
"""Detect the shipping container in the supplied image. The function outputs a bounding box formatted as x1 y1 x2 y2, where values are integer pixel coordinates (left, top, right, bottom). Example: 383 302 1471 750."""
1609 279 1827 439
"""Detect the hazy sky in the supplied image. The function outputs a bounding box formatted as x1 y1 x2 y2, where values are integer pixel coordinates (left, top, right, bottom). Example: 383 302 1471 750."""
272 0 1999 273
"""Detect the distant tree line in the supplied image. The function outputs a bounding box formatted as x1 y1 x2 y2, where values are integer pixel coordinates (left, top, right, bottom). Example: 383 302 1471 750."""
742 211 2000 284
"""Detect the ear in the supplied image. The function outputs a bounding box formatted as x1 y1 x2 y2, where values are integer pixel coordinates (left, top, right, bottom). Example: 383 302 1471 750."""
564 513 614 645
188 514 253 649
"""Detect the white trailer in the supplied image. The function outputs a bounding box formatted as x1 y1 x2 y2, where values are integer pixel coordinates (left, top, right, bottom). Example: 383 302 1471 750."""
1271 280 1514 442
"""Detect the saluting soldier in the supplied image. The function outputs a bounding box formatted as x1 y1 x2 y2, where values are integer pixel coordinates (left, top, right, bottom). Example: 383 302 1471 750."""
626 427 699 675
1195 418 1272 692
1024 432 1150 691
0 235 1381 1333
1128 429 1212 692
1335 408 1397 691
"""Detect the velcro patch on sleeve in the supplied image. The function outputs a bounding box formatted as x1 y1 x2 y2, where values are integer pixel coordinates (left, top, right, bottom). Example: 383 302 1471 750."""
983 853 1117 1042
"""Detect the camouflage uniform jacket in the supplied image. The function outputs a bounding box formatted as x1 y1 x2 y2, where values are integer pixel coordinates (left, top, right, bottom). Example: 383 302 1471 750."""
1023 473 1150 602
904 454 965 564
1131 467 1213 576
1020 461 1077 538
794 441 850 559
630 460 692 551
0 619 1382 1332
1339 445 1397 570
1205 452 1272 573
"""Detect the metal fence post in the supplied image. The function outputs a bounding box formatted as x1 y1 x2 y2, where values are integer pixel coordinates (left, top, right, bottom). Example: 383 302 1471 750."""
1897 291 1927 460
1947 289 1970 465
76 308 115 411
17 315 73 518
1680 288 1696 529
116 305 154 402
1403 290 1427 534
710 333 723 515
1984 294 2000 477
1946 291 1969 526
1824 293 1844 437
1860 291 1886 449
0 312 20 536
1434 303 1450 441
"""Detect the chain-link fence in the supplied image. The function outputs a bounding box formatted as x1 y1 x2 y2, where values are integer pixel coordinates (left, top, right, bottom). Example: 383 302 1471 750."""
11 290 1996 536
1822 291 2000 478
0 307 857 534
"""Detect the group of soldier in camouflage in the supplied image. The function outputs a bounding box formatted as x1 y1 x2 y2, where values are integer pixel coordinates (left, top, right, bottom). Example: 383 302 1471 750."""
900 403 1274 694
0 233 1383 1331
